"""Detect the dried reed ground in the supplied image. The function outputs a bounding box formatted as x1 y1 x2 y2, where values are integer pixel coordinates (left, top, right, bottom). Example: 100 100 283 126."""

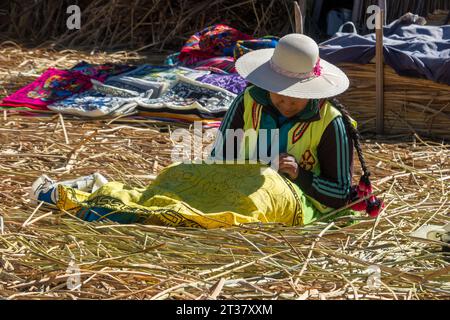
0 46 449 300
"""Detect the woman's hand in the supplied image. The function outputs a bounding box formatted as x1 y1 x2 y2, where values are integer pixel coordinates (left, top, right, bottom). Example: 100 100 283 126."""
275 153 299 180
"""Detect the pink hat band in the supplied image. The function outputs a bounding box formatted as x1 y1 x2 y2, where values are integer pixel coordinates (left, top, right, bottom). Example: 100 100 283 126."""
269 58 323 81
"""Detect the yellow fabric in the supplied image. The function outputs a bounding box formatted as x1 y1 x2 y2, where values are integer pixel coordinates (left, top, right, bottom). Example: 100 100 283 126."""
56 184 90 211
240 88 263 160
286 100 341 170
286 101 343 213
55 163 310 228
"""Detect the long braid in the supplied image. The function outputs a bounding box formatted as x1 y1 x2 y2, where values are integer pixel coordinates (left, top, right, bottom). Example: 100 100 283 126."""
330 98 383 217
330 97 370 180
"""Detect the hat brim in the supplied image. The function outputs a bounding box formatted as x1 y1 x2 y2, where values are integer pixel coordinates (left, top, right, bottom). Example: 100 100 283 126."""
235 49 349 99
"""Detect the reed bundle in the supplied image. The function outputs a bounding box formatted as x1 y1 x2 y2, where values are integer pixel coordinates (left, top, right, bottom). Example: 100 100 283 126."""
2 0 449 52
426 9 449 25
0 0 301 52
337 63 450 140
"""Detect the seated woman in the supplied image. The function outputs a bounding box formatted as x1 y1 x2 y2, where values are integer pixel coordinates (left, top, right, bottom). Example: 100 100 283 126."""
31 34 382 229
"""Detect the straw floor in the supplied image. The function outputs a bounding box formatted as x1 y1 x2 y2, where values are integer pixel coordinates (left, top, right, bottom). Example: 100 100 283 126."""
0 46 449 300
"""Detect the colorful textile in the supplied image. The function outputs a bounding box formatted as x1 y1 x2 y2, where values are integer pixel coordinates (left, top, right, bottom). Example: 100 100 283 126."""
0 102 36 112
177 25 279 74
196 73 247 95
105 77 166 98
31 173 109 206
48 84 139 118
164 52 181 66
70 61 136 82
91 79 141 97
189 38 279 74
179 24 253 66
164 52 235 74
137 75 236 114
191 56 236 74
233 36 279 60
108 64 209 84
0 68 93 110
44 163 319 228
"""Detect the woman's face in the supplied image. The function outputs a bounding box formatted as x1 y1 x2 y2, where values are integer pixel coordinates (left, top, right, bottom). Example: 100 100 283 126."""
269 92 309 118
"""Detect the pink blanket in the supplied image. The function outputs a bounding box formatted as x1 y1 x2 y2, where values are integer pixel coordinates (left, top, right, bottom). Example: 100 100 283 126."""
0 68 93 111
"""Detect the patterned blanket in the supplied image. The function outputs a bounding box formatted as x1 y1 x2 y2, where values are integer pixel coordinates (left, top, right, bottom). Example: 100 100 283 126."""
39 163 316 228
137 75 236 114
48 80 140 117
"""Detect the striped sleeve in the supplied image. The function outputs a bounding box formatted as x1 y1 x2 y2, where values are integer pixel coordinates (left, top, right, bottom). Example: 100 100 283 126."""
210 92 245 160
294 116 354 209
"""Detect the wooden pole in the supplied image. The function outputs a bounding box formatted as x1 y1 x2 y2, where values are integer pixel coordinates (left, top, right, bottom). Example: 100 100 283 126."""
381 0 387 25
351 0 362 25
375 3 385 134
294 1 304 34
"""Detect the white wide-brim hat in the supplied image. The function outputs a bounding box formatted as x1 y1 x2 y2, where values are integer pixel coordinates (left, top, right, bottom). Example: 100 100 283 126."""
235 34 349 99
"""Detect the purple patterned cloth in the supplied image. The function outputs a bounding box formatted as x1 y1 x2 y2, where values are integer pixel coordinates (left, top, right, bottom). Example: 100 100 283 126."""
196 73 247 95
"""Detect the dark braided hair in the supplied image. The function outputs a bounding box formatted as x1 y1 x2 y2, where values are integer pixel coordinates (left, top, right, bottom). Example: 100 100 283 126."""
330 97 371 182
330 98 384 216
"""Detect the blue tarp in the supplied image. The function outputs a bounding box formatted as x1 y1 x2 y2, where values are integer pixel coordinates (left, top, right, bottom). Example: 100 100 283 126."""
319 18 450 85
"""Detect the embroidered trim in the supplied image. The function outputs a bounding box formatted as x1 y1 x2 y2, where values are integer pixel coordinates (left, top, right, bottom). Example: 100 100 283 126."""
291 99 326 144
292 122 310 144
252 101 261 130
